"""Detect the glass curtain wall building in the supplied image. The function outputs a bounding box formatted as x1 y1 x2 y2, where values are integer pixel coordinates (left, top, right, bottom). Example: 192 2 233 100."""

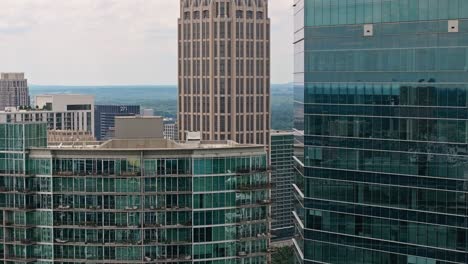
270 131 294 241
0 123 270 263
294 1 468 263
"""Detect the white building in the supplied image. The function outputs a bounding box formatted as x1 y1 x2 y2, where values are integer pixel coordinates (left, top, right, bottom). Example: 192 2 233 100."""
0 94 95 137
163 118 178 140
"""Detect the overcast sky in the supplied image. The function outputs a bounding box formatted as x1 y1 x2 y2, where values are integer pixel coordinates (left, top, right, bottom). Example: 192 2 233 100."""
0 0 293 86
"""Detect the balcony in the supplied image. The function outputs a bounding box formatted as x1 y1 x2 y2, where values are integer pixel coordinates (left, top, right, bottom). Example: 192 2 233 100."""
123 206 140 211
53 170 142 177
237 251 269 258
0 171 31 177
4 256 37 263
0 187 33 194
238 232 271 241
166 240 191 245
3 222 34 228
236 199 271 208
154 255 192 262
55 171 74 176
119 171 141 177
257 199 272 205
148 205 192 212
55 205 72 210
236 217 270 225
235 166 272 175
4 238 34 245
236 183 272 191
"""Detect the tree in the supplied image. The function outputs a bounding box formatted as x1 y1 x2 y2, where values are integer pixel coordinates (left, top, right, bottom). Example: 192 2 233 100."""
272 246 294 264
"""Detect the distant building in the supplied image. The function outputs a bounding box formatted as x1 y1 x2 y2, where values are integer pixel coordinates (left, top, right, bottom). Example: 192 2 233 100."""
115 116 164 139
178 0 271 145
270 130 294 241
0 94 95 137
0 121 271 263
163 118 178 140
0 73 30 110
142 108 154 116
94 105 140 140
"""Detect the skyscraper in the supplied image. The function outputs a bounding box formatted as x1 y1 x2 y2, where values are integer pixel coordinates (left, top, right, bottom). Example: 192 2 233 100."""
0 73 29 110
178 0 271 145
294 1 468 263
270 130 294 241
0 122 271 263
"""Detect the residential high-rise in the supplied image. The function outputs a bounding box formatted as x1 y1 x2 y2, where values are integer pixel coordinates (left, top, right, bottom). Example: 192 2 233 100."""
0 73 30 110
94 105 140 140
293 1 468 263
178 0 271 145
37 94 94 134
0 122 271 263
270 130 294 242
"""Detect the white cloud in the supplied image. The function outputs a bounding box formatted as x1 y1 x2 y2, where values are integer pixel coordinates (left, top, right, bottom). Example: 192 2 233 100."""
0 0 292 85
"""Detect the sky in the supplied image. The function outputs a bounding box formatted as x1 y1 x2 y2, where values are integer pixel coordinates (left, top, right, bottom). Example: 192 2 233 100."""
0 0 293 86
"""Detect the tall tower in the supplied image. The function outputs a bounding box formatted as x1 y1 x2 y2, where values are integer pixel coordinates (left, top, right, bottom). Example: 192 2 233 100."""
178 0 270 145
293 0 468 263
0 73 29 110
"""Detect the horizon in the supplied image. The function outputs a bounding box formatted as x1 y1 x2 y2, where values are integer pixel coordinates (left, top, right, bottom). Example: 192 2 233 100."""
29 83 293 88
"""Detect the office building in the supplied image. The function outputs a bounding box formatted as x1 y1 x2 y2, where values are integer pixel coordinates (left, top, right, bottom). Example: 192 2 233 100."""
0 122 271 263
178 0 271 145
94 105 140 140
0 73 30 110
270 130 294 242
0 94 94 137
293 1 468 263
164 118 179 140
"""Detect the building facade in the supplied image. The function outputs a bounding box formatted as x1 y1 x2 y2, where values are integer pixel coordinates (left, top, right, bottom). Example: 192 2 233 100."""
178 0 271 145
0 73 30 110
270 131 294 242
0 122 270 263
164 118 179 140
293 1 468 263
0 94 95 138
94 105 140 141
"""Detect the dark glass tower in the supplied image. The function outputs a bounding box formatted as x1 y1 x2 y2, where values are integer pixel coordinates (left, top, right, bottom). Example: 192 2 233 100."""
94 105 140 140
293 1 468 263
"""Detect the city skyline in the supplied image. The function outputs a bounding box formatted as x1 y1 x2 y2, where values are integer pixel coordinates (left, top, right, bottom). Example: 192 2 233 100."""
0 0 292 86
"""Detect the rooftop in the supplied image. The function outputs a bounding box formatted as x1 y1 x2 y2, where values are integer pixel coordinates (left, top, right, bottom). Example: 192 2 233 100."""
0 107 54 113
115 116 162 119
45 138 262 151
1 73 25 80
